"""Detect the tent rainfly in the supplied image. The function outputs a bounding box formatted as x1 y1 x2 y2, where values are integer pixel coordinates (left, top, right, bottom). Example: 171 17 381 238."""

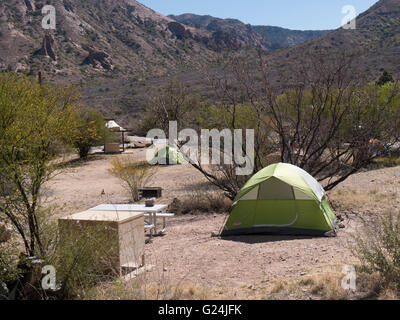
222 163 338 237
150 146 184 165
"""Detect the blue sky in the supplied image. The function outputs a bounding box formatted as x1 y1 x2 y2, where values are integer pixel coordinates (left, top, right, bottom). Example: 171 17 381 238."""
139 0 378 30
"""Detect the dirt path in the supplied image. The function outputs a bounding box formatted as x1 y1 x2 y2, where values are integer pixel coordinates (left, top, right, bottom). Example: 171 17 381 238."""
44 150 208 215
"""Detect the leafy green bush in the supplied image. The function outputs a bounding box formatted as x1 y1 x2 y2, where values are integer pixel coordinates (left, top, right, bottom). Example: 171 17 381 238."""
0 240 20 293
376 70 395 86
73 108 114 159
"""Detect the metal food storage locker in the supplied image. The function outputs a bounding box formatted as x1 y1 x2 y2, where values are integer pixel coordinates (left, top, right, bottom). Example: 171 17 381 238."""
58 210 145 274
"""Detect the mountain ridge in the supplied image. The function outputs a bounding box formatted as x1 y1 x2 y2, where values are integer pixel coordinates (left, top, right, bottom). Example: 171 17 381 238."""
267 0 400 81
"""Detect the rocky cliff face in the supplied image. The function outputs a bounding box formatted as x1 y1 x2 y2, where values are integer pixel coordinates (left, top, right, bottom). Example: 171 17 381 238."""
169 14 266 49
169 13 330 50
35 33 57 61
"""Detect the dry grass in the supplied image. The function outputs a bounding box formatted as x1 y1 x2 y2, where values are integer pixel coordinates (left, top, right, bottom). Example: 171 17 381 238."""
378 288 399 300
329 188 398 215
330 189 373 210
306 273 349 300
370 152 400 169
266 271 351 300
269 280 289 295
86 277 226 300
169 190 232 215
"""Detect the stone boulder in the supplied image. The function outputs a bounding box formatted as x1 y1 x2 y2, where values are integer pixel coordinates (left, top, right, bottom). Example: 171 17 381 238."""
81 49 114 70
24 0 35 11
63 0 74 13
211 30 241 50
167 22 192 40
0 225 11 244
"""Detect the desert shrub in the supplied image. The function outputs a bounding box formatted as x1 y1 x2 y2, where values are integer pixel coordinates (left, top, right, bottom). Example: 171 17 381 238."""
139 79 202 135
109 157 156 202
73 108 112 159
54 222 120 299
0 237 20 298
376 70 395 86
170 191 232 215
353 212 400 297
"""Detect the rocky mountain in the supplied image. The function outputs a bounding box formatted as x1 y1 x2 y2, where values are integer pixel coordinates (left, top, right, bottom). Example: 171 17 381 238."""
169 13 330 50
0 0 398 127
169 14 267 49
0 0 218 81
267 0 400 81
0 0 331 82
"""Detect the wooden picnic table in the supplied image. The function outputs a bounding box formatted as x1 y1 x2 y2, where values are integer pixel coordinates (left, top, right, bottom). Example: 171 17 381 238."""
89 204 169 236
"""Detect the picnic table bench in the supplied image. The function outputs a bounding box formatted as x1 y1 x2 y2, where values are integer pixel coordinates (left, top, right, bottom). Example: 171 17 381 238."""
89 204 175 238
144 213 174 234
144 223 155 243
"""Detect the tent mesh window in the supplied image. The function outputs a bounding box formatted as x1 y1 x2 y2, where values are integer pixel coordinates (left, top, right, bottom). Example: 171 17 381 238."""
257 177 294 200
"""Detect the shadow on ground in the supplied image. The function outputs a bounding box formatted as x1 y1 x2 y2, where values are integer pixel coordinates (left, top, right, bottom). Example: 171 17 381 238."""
221 234 316 244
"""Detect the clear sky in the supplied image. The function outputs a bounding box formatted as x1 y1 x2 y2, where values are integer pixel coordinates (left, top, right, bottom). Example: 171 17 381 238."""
139 0 378 30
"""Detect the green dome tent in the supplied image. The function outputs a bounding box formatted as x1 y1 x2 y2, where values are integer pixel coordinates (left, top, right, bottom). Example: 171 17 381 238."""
150 146 184 165
222 163 338 237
